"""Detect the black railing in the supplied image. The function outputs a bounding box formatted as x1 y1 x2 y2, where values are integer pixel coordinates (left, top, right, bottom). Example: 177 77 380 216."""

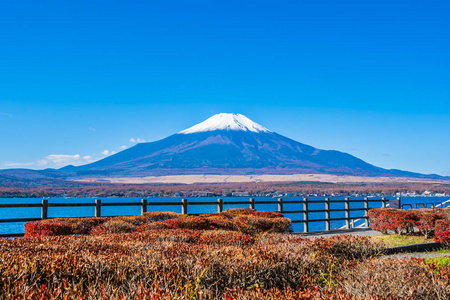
0 197 395 238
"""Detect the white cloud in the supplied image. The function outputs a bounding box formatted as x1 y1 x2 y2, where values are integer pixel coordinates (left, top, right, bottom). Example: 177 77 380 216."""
39 154 99 167
0 112 13 117
2 154 99 169
88 127 95 131
3 162 34 167
130 137 147 143
102 150 118 156
3 147 125 170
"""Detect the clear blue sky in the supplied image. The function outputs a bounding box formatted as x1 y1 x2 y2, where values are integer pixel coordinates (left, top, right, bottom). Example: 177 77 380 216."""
1 0 449 175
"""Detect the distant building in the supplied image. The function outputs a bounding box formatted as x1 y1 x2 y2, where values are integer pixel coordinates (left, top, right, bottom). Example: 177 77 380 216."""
232 192 250 197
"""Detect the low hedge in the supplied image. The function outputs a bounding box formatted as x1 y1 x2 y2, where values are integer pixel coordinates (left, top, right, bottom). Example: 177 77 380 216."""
368 207 449 240
24 209 292 237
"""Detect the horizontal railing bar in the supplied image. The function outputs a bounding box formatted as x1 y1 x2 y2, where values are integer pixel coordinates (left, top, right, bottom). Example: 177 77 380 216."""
223 201 251 205
306 218 328 222
187 202 218 205
146 202 181 206
0 233 24 238
290 216 369 223
0 218 42 223
280 199 386 204
101 202 142 207
282 210 306 214
308 209 330 213
330 217 352 221
48 203 96 207
251 201 279 204
0 204 42 208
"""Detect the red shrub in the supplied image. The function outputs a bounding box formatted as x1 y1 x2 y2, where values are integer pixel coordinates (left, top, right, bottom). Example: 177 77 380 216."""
206 215 237 231
91 220 137 235
164 216 213 230
142 212 179 223
415 209 444 239
223 208 283 219
368 208 417 234
434 219 450 244
198 230 255 246
25 208 292 237
24 219 73 238
67 217 107 234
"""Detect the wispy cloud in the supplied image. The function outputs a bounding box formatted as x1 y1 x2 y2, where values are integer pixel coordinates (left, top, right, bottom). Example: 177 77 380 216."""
130 137 147 143
3 146 126 169
3 162 34 167
38 154 99 167
102 150 117 156
88 127 95 131
0 112 13 117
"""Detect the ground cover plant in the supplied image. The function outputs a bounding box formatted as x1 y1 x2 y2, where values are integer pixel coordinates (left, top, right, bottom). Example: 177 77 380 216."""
371 234 434 248
2 208 449 299
24 209 292 237
2 229 450 299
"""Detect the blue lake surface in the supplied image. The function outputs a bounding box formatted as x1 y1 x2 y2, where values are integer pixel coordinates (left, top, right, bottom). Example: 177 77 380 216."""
1 196 449 235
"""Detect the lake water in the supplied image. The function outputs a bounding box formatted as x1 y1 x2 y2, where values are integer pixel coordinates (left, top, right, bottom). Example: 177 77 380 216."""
1 196 449 235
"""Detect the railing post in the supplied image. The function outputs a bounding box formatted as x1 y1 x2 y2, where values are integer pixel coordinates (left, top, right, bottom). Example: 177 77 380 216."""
95 199 101 217
249 198 255 210
141 199 147 215
277 198 283 213
345 197 350 229
325 197 330 231
41 199 48 219
217 198 223 213
181 199 187 215
303 197 309 233
364 197 369 228
381 197 386 208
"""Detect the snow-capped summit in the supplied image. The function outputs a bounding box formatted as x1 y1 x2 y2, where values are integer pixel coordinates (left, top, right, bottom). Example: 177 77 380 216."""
179 113 271 134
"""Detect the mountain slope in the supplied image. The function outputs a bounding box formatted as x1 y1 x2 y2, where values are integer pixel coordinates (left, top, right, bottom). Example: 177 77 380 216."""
60 113 440 178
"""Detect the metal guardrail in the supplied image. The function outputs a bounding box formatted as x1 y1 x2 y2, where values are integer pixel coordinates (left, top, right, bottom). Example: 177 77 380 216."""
0 197 392 238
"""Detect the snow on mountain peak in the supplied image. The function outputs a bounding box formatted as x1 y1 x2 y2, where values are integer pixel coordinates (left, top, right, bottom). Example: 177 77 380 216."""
179 113 272 134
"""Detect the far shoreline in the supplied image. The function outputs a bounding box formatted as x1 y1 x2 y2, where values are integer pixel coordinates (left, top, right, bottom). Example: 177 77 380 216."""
73 173 450 185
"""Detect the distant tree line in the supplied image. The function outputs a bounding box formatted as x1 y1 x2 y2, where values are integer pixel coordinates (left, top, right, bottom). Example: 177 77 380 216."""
0 181 448 198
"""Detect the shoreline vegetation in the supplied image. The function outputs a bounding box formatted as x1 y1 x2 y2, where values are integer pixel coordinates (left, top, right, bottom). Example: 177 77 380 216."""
0 180 449 198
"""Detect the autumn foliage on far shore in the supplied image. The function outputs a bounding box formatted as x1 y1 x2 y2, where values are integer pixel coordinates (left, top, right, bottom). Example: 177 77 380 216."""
24 209 292 238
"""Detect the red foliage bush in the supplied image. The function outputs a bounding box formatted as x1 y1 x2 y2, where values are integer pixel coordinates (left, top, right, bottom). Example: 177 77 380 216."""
24 219 73 238
369 208 417 234
415 209 444 239
91 219 137 235
66 217 107 234
163 216 213 230
25 209 292 237
434 219 450 244
369 208 449 239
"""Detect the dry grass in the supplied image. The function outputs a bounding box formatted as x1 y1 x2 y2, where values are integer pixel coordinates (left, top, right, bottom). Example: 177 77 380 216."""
372 234 435 248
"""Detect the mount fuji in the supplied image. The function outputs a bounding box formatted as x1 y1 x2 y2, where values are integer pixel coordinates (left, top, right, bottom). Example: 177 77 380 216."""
60 113 438 178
